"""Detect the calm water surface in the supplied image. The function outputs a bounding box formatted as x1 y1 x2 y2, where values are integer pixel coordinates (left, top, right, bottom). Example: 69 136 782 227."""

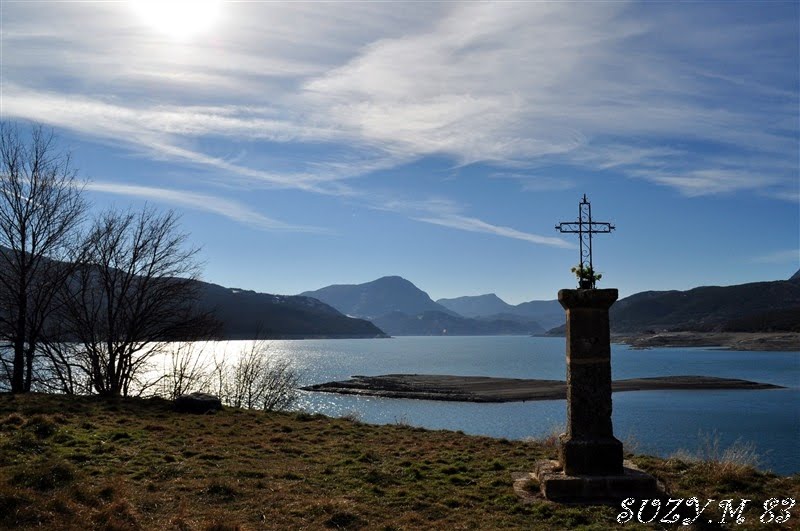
210 336 799 475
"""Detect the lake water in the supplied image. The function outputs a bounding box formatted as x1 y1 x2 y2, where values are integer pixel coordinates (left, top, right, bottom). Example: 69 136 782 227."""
247 336 800 476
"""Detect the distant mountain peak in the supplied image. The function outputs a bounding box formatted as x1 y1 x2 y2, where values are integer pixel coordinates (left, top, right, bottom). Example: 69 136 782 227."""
435 293 564 328
437 293 512 318
437 293 504 303
371 275 415 285
301 276 453 319
791 269 800 281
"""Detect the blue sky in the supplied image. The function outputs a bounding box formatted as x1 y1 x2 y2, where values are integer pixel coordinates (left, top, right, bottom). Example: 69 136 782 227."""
1 1 798 304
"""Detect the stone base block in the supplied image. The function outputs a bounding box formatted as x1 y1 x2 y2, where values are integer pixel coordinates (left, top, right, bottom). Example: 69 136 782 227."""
533 460 660 503
559 435 623 476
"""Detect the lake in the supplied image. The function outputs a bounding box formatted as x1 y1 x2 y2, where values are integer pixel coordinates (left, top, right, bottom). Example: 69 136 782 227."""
243 336 799 476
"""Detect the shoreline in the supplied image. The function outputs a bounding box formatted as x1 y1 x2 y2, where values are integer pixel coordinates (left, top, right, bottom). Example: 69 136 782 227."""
303 374 784 403
612 331 800 351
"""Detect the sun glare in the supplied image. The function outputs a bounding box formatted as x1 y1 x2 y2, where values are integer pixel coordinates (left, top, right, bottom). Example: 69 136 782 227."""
130 0 222 40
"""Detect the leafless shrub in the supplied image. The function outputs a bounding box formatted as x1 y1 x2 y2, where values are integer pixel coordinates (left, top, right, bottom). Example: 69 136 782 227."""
620 431 641 456
209 341 300 412
524 423 564 450
340 410 364 424
158 342 212 400
393 414 411 427
258 355 300 412
672 430 762 480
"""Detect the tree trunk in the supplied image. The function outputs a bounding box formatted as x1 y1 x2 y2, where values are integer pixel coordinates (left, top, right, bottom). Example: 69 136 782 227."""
24 344 34 392
12 274 27 392
11 339 24 393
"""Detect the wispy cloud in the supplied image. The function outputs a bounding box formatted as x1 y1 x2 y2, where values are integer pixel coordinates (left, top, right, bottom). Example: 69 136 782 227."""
491 173 575 192
1 86 355 192
86 181 330 233
414 214 573 248
302 2 797 197
760 188 800 203
374 195 572 248
2 1 797 202
750 249 800 265
634 168 784 197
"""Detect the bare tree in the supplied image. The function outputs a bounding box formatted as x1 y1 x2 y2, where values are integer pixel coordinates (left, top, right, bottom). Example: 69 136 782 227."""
0 123 85 393
61 207 217 397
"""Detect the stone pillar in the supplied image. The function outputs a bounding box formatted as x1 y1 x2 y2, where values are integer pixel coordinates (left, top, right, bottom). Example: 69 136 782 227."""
558 288 622 476
529 287 659 502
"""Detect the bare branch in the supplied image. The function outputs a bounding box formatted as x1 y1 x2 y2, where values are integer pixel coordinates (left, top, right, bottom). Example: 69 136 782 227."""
0 122 86 393
59 205 219 396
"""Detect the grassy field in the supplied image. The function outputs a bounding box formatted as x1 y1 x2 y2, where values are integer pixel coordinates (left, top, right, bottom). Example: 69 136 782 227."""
0 393 797 530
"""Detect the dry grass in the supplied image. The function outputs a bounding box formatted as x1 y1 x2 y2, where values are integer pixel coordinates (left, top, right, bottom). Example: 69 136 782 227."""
0 393 797 530
524 423 563 450
669 431 765 487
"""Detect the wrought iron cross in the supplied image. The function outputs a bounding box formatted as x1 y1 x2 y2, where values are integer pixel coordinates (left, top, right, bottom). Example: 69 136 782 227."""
555 194 615 288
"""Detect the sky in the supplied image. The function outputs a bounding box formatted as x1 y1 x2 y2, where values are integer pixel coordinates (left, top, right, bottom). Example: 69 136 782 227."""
1 1 798 304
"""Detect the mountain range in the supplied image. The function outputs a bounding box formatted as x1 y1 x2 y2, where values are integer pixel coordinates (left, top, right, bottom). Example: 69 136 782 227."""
0 245 386 340
436 295 564 330
195 281 386 339
7 243 796 339
301 271 800 337
302 276 548 336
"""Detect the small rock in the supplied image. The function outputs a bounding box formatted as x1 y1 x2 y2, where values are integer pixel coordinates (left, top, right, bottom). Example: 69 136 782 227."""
174 392 222 414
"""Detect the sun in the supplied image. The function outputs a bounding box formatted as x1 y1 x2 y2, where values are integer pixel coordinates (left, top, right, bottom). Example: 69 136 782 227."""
130 0 222 41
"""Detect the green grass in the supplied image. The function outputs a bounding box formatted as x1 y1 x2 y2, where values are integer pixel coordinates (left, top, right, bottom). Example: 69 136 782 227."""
0 393 797 530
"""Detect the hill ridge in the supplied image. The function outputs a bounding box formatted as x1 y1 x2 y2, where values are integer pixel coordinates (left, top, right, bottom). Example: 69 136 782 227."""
194 280 386 339
607 278 799 334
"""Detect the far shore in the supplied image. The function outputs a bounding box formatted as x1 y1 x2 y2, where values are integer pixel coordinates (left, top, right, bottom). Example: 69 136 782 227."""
611 331 800 351
303 374 783 403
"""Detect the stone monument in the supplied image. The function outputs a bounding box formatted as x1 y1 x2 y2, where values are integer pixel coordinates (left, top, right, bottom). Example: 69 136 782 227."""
532 195 659 502
558 287 622 477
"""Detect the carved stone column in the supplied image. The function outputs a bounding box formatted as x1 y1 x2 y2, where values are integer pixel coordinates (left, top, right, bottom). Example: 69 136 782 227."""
530 287 659 502
558 288 622 476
